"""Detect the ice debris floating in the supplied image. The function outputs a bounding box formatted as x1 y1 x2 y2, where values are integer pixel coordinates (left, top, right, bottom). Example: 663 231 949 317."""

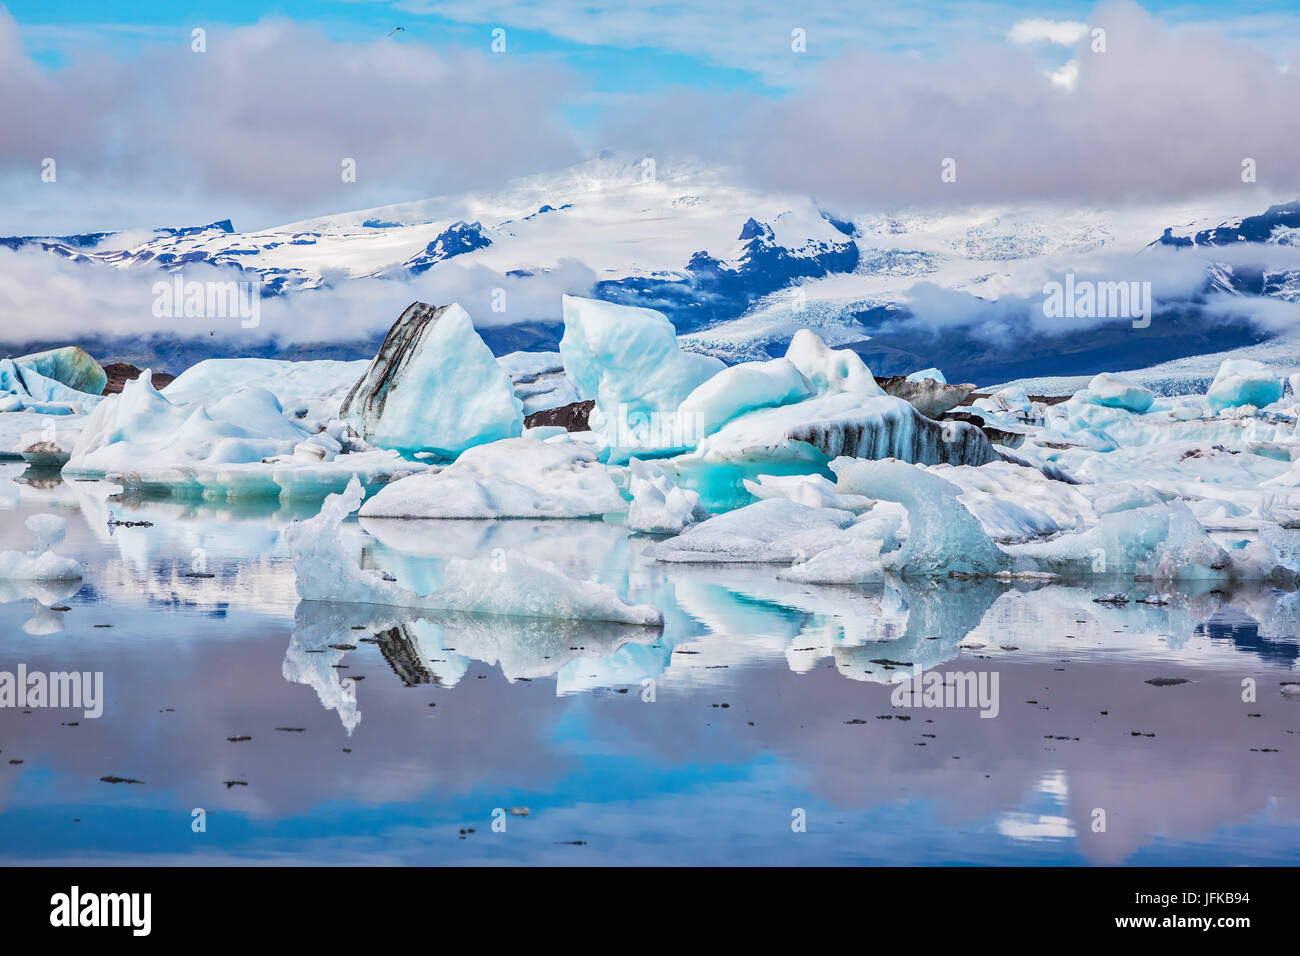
287 476 662 626
339 301 523 457
0 514 84 581
626 457 704 533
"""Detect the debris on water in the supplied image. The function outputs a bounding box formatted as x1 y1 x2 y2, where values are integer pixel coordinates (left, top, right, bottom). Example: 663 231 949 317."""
1145 677 1188 686
227 735 252 742
1094 592 1129 605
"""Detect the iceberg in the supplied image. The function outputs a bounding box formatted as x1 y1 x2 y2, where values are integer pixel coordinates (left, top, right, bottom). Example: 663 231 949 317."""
785 329 883 397
626 457 703 534
831 458 1006 577
646 497 857 563
63 371 423 498
559 294 724 459
0 358 101 414
12 346 107 395
287 476 661 625
1205 358 1283 413
359 436 627 519
0 513 84 581
1084 372 1155 414
677 357 813 437
165 358 369 424
339 301 523 457
742 472 874 512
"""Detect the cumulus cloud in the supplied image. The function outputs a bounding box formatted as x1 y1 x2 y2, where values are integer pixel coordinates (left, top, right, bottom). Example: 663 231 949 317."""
0 12 581 230
606 0 1300 207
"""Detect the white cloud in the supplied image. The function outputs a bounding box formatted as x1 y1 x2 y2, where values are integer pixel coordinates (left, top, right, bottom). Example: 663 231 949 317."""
0 13 582 231
1008 18 1090 46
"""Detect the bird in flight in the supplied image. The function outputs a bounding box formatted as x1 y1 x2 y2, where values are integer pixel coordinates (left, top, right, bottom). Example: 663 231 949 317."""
386 27 405 38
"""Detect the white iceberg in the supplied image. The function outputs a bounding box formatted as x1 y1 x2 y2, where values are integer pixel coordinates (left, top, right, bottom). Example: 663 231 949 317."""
646 497 857 563
831 458 1006 577
626 457 703 533
742 472 874 512
1205 358 1283 413
1085 372 1154 414
339 301 523 457
359 436 626 519
677 357 812 437
559 294 724 459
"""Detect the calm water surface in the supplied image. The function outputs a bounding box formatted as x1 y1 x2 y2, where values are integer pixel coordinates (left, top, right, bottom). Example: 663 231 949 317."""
1 462 1298 865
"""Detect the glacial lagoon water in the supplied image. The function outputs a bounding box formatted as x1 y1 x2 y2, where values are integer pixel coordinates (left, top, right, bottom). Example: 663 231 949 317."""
1 461 1298 866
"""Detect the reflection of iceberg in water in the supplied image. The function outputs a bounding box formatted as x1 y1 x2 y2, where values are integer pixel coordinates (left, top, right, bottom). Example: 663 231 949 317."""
832 576 1006 683
0 578 81 635
284 602 383 735
286 600 662 730
662 564 1006 682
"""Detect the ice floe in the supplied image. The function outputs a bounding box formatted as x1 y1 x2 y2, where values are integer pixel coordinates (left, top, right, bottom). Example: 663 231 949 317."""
360 436 626 519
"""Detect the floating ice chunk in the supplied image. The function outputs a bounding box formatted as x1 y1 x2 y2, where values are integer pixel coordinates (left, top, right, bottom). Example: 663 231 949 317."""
785 329 883 396
831 458 1005 576
1206 359 1283 413
646 497 856 563
974 386 1034 420
359 436 626 519
928 461 1093 542
13 346 106 395
0 359 100 414
778 537 885 584
0 513 83 581
559 295 724 458
627 458 703 534
1086 372 1155 413
743 473 874 512
1005 501 1231 582
67 373 305 471
286 476 661 625
906 368 946 384
677 357 812 436
340 301 523 457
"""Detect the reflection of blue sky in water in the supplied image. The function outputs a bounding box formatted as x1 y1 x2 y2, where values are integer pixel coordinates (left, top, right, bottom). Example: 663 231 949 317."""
1 463 1298 865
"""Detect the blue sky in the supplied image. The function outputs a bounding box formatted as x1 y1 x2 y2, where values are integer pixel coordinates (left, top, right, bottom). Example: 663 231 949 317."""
11 0 1300 103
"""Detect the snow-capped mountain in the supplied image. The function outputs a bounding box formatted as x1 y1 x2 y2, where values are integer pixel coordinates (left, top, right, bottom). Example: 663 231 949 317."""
2 152 1297 388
